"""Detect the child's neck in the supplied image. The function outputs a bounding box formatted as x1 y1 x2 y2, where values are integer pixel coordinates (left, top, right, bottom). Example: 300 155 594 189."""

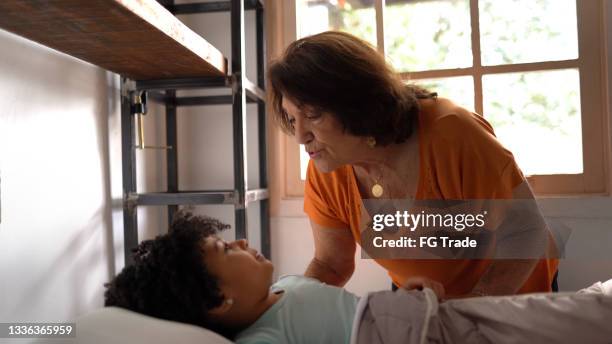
250 290 284 322
224 290 285 333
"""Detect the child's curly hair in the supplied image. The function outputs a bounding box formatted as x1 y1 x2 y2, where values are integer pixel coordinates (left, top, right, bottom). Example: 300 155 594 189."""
104 211 230 333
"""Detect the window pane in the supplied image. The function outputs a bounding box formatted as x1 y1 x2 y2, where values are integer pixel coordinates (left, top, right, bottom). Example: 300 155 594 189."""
479 0 578 66
483 69 582 175
413 76 474 111
384 0 472 72
298 145 308 180
297 0 376 46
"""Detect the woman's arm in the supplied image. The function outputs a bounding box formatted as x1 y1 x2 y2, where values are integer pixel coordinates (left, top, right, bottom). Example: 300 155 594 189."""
469 259 538 296
304 220 356 287
467 182 546 297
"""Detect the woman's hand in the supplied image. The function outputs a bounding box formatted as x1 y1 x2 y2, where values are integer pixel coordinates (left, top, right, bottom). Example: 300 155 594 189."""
401 276 446 301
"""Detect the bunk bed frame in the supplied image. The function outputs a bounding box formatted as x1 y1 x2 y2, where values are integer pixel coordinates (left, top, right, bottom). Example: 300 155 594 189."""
0 0 270 266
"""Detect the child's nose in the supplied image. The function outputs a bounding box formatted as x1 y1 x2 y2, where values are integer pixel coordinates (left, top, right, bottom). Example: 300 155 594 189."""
235 239 248 250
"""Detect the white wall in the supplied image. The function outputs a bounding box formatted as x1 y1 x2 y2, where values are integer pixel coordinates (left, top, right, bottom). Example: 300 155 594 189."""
0 29 118 323
0 22 168 326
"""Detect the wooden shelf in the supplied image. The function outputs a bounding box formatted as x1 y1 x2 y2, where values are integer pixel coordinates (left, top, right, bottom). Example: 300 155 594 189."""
0 0 228 80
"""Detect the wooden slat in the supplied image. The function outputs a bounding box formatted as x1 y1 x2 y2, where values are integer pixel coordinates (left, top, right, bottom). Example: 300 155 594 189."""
0 0 228 79
399 60 580 81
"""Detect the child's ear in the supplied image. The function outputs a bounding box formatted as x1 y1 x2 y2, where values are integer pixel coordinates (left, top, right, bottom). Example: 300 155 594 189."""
208 298 234 316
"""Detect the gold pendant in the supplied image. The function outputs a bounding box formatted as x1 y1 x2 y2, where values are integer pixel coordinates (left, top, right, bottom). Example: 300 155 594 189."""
372 183 383 198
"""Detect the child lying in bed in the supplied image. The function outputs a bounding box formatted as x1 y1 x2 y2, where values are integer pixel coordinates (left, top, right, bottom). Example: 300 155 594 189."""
104 212 612 344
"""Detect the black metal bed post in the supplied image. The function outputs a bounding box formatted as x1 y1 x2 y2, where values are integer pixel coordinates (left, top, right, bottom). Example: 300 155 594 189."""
165 0 178 227
120 77 138 266
166 89 178 226
231 0 248 239
256 2 270 258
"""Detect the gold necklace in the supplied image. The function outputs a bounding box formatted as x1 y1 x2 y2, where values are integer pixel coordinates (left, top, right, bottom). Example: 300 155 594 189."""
371 182 383 198
371 164 384 198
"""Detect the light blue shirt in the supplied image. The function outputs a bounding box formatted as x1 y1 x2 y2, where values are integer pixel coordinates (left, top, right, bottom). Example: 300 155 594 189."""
234 275 359 344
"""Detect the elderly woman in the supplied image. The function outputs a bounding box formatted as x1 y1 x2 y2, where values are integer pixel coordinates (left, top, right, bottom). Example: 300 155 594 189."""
268 31 558 298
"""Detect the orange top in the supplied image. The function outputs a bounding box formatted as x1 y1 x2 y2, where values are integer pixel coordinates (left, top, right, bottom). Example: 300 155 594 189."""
304 98 558 295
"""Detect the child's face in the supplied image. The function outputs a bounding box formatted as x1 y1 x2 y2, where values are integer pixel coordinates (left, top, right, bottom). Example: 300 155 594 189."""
202 237 274 305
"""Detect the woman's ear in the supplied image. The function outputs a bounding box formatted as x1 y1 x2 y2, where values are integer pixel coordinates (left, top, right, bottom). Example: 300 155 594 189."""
208 298 234 316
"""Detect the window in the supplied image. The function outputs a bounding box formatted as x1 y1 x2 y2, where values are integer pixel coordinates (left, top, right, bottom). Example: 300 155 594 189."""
283 0 608 197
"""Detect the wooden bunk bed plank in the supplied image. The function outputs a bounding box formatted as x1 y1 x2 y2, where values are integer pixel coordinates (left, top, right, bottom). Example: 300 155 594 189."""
0 0 228 79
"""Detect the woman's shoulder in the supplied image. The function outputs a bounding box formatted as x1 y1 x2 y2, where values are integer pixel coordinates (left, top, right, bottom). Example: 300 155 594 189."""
418 97 496 143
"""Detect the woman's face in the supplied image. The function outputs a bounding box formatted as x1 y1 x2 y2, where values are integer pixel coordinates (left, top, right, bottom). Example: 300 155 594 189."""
282 96 366 173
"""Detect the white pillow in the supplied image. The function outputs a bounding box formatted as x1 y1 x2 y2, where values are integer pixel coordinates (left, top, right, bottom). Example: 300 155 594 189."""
72 307 233 344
